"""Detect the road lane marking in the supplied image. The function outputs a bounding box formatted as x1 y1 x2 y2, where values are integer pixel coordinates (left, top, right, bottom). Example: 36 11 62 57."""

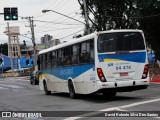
150 72 154 81
0 86 9 90
64 98 160 120
118 98 160 109
0 84 23 89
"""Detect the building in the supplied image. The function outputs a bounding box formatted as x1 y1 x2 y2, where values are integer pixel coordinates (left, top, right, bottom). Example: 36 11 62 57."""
41 37 45 44
46 39 60 48
41 34 53 44
40 34 61 48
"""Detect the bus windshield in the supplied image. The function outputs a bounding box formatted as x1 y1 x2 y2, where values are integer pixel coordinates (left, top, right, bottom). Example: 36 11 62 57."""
97 32 145 53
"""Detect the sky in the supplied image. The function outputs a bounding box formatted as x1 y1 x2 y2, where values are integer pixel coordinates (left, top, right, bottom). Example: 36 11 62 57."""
0 0 85 45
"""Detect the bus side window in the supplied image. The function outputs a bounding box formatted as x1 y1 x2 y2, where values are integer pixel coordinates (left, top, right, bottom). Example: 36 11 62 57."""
64 46 72 66
44 54 47 69
80 41 90 64
52 51 57 68
72 45 80 64
42 54 45 69
57 49 63 66
47 52 52 69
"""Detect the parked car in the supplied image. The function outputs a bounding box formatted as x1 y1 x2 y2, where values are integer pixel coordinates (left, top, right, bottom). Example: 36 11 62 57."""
30 71 39 85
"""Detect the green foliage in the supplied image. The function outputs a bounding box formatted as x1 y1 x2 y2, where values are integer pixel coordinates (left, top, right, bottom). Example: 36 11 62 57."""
0 43 8 56
138 0 160 60
78 0 140 31
78 0 160 59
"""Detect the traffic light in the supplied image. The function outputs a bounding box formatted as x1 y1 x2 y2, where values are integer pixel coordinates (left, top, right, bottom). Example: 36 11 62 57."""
26 59 29 65
4 8 11 20
11 8 18 20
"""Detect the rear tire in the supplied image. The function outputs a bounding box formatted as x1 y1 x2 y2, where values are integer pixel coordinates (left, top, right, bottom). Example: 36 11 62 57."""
68 81 76 99
43 81 51 95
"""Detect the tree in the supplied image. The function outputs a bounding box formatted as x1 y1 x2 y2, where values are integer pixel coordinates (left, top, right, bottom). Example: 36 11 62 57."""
78 0 140 31
138 0 160 59
0 43 8 56
78 0 160 59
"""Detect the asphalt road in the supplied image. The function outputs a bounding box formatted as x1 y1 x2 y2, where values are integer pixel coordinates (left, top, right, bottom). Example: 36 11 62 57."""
0 77 160 120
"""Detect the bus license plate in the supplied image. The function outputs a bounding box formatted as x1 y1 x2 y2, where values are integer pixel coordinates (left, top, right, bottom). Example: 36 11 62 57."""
120 72 128 77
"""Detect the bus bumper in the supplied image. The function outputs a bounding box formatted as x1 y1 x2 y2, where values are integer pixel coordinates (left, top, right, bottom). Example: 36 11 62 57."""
97 79 150 92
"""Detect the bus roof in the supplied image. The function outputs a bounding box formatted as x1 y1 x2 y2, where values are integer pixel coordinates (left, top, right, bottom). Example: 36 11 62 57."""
38 29 143 55
38 32 95 55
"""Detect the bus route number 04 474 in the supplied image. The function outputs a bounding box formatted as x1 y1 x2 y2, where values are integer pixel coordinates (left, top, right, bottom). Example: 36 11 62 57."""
116 65 131 70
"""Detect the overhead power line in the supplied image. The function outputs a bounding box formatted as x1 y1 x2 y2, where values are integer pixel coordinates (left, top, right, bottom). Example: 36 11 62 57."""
34 20 82 25
42 10 86 24
35 26 84 33
34 0 59 18
34 9 82 31
53 0 71 11
58 29 84 40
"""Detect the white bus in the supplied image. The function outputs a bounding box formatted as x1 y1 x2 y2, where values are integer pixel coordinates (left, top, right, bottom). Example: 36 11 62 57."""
38 29 150 99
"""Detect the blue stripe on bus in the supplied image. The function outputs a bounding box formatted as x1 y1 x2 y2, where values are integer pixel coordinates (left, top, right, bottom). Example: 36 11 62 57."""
41 64 94 80
98 51 146 63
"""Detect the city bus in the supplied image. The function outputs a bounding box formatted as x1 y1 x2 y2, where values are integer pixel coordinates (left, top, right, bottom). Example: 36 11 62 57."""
38 29 150 99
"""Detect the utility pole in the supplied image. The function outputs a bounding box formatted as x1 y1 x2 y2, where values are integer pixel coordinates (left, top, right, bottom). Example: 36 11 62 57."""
22 16 37 71
29 17 37 71
84 0 90 34
7 22 14 76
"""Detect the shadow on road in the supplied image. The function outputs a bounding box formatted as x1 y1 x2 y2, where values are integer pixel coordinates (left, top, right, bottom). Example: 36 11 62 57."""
47 92 141 103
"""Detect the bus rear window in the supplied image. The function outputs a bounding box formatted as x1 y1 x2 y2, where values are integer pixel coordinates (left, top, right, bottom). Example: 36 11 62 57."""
97 32 145 53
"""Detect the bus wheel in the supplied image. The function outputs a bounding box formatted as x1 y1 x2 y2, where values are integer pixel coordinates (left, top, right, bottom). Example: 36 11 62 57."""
102 91 117 97
68 81 76 99
43 81 51 95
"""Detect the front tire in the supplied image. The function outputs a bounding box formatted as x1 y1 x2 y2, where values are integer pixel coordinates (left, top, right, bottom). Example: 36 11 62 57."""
68 81 76 99
43 81 51 95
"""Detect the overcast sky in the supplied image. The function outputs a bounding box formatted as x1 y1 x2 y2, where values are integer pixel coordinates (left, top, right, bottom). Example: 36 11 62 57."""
0 0 85 45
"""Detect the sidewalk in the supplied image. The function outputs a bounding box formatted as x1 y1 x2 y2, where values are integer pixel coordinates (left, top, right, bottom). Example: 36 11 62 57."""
149 68 160 83
18 76 30 80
